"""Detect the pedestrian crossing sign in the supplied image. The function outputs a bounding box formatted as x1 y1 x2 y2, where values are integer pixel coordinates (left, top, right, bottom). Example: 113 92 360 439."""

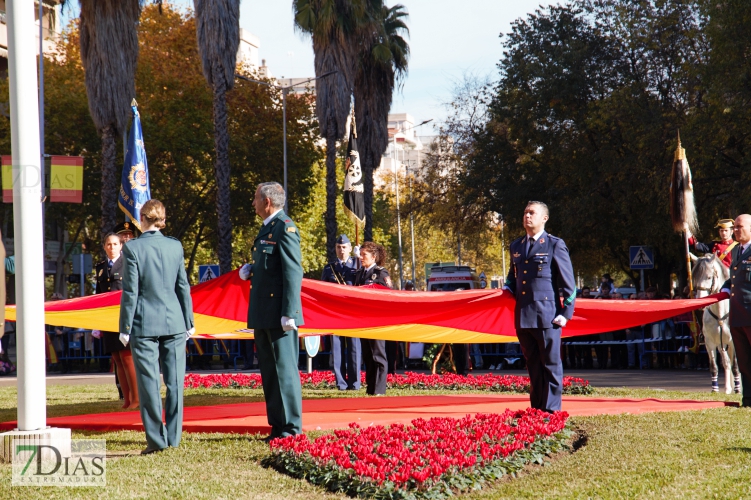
199 264 220 283
629 246 654 270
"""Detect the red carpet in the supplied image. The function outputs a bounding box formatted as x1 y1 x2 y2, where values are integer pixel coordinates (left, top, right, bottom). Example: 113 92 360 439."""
0 395 736 435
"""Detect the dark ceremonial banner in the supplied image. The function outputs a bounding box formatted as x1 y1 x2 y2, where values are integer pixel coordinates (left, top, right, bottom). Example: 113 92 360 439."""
343 124 365 226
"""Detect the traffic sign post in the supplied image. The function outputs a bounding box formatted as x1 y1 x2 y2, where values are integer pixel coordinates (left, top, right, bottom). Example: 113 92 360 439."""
629 246 654 292
198 264 220 283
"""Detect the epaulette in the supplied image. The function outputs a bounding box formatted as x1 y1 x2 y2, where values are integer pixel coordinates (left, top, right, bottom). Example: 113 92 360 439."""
166 236 181 242
511 235 525 244
96 260 106 267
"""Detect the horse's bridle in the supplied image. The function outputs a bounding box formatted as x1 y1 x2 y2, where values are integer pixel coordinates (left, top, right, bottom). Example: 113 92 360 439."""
695 265 720 296
697 262 729 350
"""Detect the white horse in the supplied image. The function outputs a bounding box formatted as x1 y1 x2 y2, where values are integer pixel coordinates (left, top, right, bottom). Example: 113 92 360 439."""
691 253 741 394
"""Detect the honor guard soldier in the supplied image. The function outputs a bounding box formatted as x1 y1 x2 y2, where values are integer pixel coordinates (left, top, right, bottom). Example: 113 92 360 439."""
503 201 576 412
321 235 360 285
688 219 736 268
321 234 362 390
114 221 138 243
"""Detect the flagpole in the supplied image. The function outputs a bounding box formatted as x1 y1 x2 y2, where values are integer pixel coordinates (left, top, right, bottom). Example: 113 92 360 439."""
9 0 45 431
282 87 288 214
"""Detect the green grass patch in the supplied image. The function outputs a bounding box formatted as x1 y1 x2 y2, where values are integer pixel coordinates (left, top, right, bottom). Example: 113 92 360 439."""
0 383 747 498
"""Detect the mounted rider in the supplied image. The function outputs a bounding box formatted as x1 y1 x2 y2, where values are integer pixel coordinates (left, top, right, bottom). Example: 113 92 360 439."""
688 219 736 268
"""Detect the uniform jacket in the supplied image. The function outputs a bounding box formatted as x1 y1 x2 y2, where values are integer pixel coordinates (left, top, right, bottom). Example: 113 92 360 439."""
504 231 576 329
247 211 305 329
119 231 194 337
690 237 736 268
721 244 751 327
321 256 360 285
354 265 392 288
95 256 124 294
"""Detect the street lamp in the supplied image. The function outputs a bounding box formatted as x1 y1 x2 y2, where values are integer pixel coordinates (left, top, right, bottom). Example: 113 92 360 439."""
393 118 432 289
236 70 336 213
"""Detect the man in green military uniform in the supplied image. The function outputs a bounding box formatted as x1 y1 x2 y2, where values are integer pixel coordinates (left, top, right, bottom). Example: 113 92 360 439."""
240 182 304 441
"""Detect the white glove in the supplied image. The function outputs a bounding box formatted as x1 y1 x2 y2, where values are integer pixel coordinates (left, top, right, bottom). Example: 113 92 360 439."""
686 228 692 239
91 330 102 339
239 263 252 281
281 316 297 332
353 246 361 258
186 327 196 339
119 333 130 346
721 288 731 295
552 315 568 327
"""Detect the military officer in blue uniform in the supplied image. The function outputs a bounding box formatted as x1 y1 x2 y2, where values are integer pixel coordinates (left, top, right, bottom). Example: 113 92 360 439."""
721 214 751 407
504 201 576 412
321 234 362 390
240 182 305 440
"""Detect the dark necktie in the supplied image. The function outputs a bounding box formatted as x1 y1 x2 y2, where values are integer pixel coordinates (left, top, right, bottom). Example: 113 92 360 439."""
108 260 113 275
527 237 535 258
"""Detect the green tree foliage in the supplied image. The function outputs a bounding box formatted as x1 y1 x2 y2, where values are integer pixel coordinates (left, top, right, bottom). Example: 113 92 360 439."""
0 4 322 285
445 0 740 291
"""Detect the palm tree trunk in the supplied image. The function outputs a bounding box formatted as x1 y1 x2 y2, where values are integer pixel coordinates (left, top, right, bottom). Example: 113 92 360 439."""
213 81 233 274
325 119 339 262
100 124 118 240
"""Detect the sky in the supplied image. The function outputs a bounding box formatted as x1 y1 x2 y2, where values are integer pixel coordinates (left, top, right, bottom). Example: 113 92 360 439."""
63 0 557 134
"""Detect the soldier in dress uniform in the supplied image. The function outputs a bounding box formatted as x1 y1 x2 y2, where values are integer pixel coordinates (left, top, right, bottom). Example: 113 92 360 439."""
240 182 304 441
353 241 392 395
114 221 137 243
94 233 139 409
119 200 194 454
504 201 576 412
721 214 751 407
321 234 362 390
688 219 736 268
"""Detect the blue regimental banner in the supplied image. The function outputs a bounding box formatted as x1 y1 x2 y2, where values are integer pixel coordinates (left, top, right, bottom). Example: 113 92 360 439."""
118 100 151 230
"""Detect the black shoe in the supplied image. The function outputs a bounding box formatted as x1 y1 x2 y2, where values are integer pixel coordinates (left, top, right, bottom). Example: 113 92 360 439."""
140 447 165 455
261 435 279 444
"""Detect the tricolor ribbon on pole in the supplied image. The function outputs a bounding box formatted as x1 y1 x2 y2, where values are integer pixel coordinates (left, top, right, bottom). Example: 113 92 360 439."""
670 131 701 351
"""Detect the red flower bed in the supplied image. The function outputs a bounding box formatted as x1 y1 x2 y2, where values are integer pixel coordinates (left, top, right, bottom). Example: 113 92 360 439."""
262 409 571 498
184 371 593 394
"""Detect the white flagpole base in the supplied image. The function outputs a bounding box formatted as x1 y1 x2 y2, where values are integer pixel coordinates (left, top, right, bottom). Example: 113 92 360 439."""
0 427 71 463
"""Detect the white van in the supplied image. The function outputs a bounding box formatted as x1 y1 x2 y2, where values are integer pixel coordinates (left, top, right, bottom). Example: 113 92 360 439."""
427 265 481 291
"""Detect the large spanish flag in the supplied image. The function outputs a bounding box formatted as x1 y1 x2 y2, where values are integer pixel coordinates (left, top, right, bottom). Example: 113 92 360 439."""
5 269 724 343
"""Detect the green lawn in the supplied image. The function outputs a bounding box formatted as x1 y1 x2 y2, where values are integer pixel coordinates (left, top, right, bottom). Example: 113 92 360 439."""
0 383 749 499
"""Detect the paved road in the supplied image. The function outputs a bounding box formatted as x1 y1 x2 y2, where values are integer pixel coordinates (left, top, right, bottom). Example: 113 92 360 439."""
0 368 722 392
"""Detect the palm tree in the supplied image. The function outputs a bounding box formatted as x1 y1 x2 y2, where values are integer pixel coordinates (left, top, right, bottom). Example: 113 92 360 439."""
294 0 364 261
78 0 141 238
353 3 409 242
193 0 241 275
